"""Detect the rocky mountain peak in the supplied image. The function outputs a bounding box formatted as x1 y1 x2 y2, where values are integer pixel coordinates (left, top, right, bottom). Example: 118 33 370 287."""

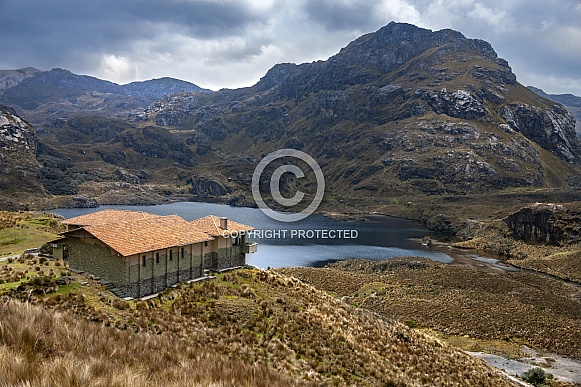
0 67 42 95
140 21 581 198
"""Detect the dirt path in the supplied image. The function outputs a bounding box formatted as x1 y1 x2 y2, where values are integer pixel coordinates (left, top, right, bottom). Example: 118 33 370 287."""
469 347 581 384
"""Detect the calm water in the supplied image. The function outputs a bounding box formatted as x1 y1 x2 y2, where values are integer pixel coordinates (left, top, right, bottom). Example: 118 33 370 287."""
51 202 453 269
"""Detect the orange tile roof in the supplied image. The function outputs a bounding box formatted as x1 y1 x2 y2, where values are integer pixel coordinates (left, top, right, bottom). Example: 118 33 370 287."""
62 209 162 226
70 215 213 257
190 215 254 237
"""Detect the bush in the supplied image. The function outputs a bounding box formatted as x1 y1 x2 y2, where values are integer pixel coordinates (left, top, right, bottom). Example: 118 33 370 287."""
521 367 546 386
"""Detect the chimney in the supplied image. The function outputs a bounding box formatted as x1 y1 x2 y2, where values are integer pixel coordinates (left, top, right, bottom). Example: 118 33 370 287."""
219 217 228 230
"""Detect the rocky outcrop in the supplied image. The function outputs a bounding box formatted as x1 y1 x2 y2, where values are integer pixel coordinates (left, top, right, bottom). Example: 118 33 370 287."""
500 103 581 164
505 203 581 245
0 105 45 208
188 177 230 197
528 86 581 138
425 89 487 119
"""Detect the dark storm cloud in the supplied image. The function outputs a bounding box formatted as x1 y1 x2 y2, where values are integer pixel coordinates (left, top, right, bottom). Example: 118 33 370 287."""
0 0 579 94
303 0 383 31
0 0 266 70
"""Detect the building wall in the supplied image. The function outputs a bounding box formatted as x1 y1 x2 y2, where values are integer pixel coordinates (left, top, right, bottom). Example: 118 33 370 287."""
123 244 205 298
61 230 246 298
203 236 246 269
62 232 208 298
64 233 127 284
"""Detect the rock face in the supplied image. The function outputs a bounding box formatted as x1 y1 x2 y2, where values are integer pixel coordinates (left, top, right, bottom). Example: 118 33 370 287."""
505 203 581 246
188 177 230 197
500 103 580 163
528 86 581 138
0 105 45 209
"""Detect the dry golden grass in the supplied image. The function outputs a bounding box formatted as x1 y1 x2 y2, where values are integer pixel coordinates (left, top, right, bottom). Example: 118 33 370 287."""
2 269 515 386
278 258 581 360
0 298 302 387
506 241 581 283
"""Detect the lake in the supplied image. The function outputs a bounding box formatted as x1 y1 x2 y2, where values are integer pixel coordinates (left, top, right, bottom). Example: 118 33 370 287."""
51 202 455 269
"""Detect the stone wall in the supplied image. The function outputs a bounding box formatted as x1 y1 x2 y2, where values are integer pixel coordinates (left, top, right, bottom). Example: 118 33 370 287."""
66 237 127 283
64 235 207 298
201 245 246 269
124 250 204 298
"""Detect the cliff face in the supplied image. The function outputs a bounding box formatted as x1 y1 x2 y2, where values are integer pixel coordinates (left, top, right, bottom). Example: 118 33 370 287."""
0 105 45 209
505 203 581 246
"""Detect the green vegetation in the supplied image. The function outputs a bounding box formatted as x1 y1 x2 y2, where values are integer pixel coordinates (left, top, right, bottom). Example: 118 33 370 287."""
0 211 64 256
521 367 547 386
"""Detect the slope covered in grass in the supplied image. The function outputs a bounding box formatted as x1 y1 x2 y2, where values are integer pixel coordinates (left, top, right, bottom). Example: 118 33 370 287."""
0 298 302 387
279 258 581 359
2 268 515 386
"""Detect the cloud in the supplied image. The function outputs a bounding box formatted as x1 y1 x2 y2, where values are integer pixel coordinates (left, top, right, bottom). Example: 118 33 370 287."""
0 0 580 95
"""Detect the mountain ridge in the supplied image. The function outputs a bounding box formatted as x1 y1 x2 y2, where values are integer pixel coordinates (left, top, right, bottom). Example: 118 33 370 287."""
0 68 210 125
1 22 580 214
131 22 580 199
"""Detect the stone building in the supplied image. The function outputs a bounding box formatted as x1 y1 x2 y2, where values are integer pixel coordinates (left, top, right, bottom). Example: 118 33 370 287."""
52 210 256 298
190 215 256 269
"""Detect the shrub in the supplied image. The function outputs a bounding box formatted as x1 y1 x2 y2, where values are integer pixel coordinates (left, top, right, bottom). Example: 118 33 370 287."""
7 257 13 263
521 367 547 386
39 243 53 255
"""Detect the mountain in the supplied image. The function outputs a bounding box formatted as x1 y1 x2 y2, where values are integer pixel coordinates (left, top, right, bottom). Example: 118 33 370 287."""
0 67 42 95
136 22 581 198
124 77 210 99
528 86 581 137
0 105 46 209
2 22 581 212
0 68 209 125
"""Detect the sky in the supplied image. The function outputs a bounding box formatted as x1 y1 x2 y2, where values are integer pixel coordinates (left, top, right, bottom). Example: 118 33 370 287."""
1 0 580 95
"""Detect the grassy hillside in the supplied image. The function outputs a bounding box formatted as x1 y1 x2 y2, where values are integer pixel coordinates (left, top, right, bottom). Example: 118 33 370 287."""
0 299 299 387
0 211 63 257
0 266 516 386
279 258 581 360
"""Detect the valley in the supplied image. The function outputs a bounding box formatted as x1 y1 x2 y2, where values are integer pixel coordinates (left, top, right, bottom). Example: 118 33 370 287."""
0 19 580 385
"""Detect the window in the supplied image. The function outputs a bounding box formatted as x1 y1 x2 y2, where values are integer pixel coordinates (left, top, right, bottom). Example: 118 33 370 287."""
155 253 160 264
181 247 185 258
142 255 146 267
204 241 208 247
169 250 173 261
